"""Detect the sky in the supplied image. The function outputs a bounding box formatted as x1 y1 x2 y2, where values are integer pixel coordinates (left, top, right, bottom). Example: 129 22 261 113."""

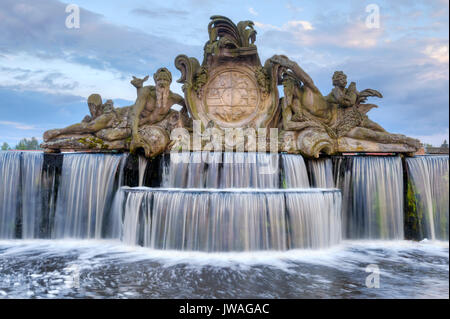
0 0 448 147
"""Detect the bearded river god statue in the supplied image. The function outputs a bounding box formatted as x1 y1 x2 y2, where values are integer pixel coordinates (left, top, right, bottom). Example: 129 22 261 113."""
42 68 189 157
42 15 420 158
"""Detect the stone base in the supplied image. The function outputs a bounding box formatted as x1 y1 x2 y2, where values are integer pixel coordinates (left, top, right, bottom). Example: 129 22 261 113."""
41 135 128 153
337 137 417 153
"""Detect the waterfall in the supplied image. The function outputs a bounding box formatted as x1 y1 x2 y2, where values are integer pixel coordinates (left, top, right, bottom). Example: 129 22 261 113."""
336 156 404 239
286 191 342 248
21 152 44 239
162 152 279 188
281 154 310 188
333 157 352 238
53 153 126 239
5 150 438 250
221 152 258 188
307 158 334 188
204 152 222 188
186 152 206 188
406 156 449 240
40 156 60 238
122 191 147 245
256 152 279 188
138 155 147 187
162 152 190 188
118 187 342 251
0 151 22 238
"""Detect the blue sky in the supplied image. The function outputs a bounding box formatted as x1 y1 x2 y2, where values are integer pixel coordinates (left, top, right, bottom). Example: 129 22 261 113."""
0 0 448 147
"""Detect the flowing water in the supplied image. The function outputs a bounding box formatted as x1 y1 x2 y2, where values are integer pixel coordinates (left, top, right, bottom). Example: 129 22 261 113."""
307 158 334 188
116 188 341 251
162 152 282 188
21 152 44 239
0 239 447 298
335 156 404 240
0 151 22 239
281 154 310 188
0 151 448 298
406 156 449 240
137 156 147 187
53 154 126 239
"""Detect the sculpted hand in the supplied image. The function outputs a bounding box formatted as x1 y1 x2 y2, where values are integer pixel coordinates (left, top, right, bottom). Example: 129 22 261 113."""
269 55 294 69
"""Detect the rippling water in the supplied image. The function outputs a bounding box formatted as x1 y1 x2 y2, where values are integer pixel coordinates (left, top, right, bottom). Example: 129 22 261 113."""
0 240 447 299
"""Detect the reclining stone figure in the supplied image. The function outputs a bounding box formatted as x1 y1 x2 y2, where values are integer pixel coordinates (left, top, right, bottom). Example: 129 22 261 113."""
271 55 420 157
42 68 188 157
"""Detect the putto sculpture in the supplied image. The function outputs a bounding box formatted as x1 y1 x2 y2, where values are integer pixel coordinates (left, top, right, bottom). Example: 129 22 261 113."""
42 15 420 158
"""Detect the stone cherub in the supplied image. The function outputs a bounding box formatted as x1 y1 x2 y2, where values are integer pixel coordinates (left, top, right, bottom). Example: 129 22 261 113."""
326 70 387 137
270 55 420 156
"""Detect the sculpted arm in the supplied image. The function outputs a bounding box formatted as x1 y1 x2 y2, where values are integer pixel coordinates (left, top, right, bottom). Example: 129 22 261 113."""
43 114 113 141
173 93 185 107
270 55 321 94
331 87 353 108
130 89 150 139
167 92 185 114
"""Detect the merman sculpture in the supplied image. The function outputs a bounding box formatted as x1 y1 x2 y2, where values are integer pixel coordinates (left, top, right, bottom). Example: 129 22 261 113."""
42 68 188 157
42 15 420 158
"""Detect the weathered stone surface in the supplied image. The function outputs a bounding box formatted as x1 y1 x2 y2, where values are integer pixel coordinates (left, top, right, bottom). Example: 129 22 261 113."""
42 15 421 158
175 15 282 132
338 137 418 153
42 68 188 157
272 54 420 157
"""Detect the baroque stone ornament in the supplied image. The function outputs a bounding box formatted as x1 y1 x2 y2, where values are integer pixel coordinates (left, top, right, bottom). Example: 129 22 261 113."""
42 15 420 158
175 15 282 131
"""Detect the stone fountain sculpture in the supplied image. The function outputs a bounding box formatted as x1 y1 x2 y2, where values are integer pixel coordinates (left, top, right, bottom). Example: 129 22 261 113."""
42 68 189 157
42 15 420 158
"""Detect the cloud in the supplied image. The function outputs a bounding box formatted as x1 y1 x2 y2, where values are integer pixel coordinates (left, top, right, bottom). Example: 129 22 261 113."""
257 18 381 49
253 3 448 140
255 20 314 32
0 0 199 77
248 7 258 16
423 44 449 64
0 52 136 100
285 2 303 13
0 121 35 130
410 129 449 146
0 0 447 146
130 7 189 18
0 87 92 146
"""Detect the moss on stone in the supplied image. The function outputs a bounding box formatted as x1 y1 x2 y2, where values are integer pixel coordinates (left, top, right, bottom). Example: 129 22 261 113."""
404 180 422 240
78 136 108 150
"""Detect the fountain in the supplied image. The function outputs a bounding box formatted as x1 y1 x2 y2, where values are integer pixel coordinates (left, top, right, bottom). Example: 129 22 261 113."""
117 187 341 251
1 150 447 245
0 16 446 247
0 15 448 299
